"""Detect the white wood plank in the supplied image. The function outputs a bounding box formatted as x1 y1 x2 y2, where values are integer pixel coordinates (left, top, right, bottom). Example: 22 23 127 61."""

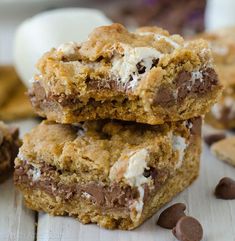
36 141 235 241
0 179 35 241
0 119 38 241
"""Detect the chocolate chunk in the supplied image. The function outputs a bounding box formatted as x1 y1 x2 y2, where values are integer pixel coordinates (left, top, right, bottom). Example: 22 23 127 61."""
153 86 175 107
174 71 192 102
172 216 203 241
204 133 226 146
174 71 192 88
151 58 159 68
143 168 152 178
143 166 156 178
157 203 186 229
173 68 219 104
136 62 146 74
190 117 202 136
214 177 235 200
203 68 218 85
191 68 218 95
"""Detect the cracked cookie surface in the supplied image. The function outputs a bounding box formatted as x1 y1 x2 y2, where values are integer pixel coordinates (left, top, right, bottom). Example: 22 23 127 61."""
29 24 222 125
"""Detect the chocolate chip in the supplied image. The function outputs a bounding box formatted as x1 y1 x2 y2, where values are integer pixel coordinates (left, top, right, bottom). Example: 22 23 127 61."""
151 58 159 68
190 117 202 136
172 216 203 241
174 71 192 88
143 167 156 178
204 133 226 146
203 68 218 85
173 71 192 102
157 203 186 229
153 86 175 107
191 68 218 95
143 168 151 178
214 177 235 200
136 62 146 74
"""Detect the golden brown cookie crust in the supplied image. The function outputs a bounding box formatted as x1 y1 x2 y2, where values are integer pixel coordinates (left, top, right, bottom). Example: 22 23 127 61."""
29 24 222 125
15 118 201 229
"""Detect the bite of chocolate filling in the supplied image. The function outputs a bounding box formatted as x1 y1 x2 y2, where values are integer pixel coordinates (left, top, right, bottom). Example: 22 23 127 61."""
154 68 219 107
29 67 218 110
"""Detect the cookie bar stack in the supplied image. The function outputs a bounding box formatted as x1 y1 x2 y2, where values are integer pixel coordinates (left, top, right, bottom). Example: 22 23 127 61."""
14 24 222 230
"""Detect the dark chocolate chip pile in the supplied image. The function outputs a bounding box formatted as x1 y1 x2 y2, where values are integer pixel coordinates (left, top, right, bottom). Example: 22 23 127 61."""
172 216 203 241
204 132 226 146
215 177 235 200
157 203 186 229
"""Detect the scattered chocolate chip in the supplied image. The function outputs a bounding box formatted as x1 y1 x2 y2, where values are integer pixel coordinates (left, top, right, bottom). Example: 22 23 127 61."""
157 203 186 229
172 216 203 241
204 133 226 146
136 62 146 74
214 177 235 200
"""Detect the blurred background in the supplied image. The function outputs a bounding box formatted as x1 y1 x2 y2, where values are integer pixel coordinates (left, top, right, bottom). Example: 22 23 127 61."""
0 0 207 64
1 0 235 126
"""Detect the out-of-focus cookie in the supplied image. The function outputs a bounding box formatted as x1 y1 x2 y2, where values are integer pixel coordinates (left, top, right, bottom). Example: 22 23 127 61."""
194 31 235 129
0 82 35 121
211 137 235 167
0 66 19 107
0 122 21 183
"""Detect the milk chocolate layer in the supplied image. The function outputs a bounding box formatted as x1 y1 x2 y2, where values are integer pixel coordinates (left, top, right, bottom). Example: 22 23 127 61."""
14 162 169 210
29 68 218 110
154 68 219 107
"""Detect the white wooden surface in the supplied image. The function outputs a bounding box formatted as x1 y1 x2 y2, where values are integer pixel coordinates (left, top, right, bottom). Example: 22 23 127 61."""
0 119 235 241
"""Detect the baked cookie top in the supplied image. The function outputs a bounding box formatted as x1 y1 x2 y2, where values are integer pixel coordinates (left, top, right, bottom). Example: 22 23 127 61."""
16 118 201 183
36 23 213 96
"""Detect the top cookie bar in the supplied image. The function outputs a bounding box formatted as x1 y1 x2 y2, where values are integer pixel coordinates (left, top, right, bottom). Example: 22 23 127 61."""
30 24 222 125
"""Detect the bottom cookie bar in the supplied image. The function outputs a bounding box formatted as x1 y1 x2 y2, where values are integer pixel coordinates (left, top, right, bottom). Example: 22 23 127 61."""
14 118 201 230
0 122 20 183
